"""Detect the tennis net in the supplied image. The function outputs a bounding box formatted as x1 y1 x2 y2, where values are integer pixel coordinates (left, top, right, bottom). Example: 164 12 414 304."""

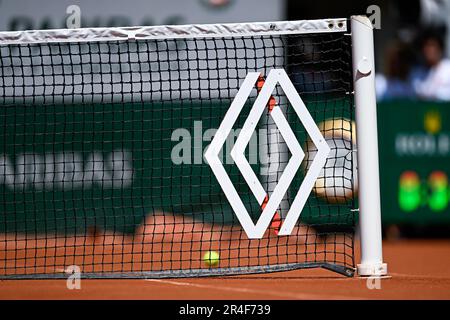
0 19 357 278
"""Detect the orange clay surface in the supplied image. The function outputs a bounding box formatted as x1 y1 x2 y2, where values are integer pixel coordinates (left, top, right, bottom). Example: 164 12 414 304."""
0 239 449 299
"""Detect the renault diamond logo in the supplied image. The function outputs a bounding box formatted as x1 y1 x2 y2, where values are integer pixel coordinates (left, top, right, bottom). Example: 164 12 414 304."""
204 69 330 239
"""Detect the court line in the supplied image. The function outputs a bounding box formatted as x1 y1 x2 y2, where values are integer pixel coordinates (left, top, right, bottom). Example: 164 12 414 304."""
145 278 362 300
388 272 450 280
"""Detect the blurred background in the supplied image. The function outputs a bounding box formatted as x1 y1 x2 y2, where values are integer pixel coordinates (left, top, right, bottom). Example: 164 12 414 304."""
1 0 449 238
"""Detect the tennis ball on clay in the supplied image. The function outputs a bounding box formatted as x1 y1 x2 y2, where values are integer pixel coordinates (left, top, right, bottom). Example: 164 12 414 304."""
203 251 220 267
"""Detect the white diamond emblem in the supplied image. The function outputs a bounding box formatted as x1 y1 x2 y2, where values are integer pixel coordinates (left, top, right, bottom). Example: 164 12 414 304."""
204 69 330 239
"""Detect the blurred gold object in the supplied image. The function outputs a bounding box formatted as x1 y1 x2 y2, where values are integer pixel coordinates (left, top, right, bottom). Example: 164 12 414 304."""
304 118 357 203
424 110 442 135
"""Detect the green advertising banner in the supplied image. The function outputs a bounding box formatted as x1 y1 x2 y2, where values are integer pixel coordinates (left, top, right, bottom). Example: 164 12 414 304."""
378 101 450 225
3 98 446 235
1 97 355 235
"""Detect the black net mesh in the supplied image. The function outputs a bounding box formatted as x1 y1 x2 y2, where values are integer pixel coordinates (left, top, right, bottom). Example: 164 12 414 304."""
0 27 355 278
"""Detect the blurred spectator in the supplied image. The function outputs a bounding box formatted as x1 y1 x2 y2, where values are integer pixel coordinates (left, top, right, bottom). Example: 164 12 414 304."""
411 30 450 101
376 41 416 101
420 0 450 57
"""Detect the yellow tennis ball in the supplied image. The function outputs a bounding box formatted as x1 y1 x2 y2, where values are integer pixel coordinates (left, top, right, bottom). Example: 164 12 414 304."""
203 251 220 267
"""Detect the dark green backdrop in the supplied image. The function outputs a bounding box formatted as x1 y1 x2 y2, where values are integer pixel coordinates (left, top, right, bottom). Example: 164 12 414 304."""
378 100 450 225
3 99 446 236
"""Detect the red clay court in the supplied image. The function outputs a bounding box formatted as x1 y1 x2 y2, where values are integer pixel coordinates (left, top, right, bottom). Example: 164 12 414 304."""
1 239 449 300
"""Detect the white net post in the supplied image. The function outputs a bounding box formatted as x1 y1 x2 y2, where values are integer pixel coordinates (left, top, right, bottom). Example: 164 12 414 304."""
351 15 388 277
